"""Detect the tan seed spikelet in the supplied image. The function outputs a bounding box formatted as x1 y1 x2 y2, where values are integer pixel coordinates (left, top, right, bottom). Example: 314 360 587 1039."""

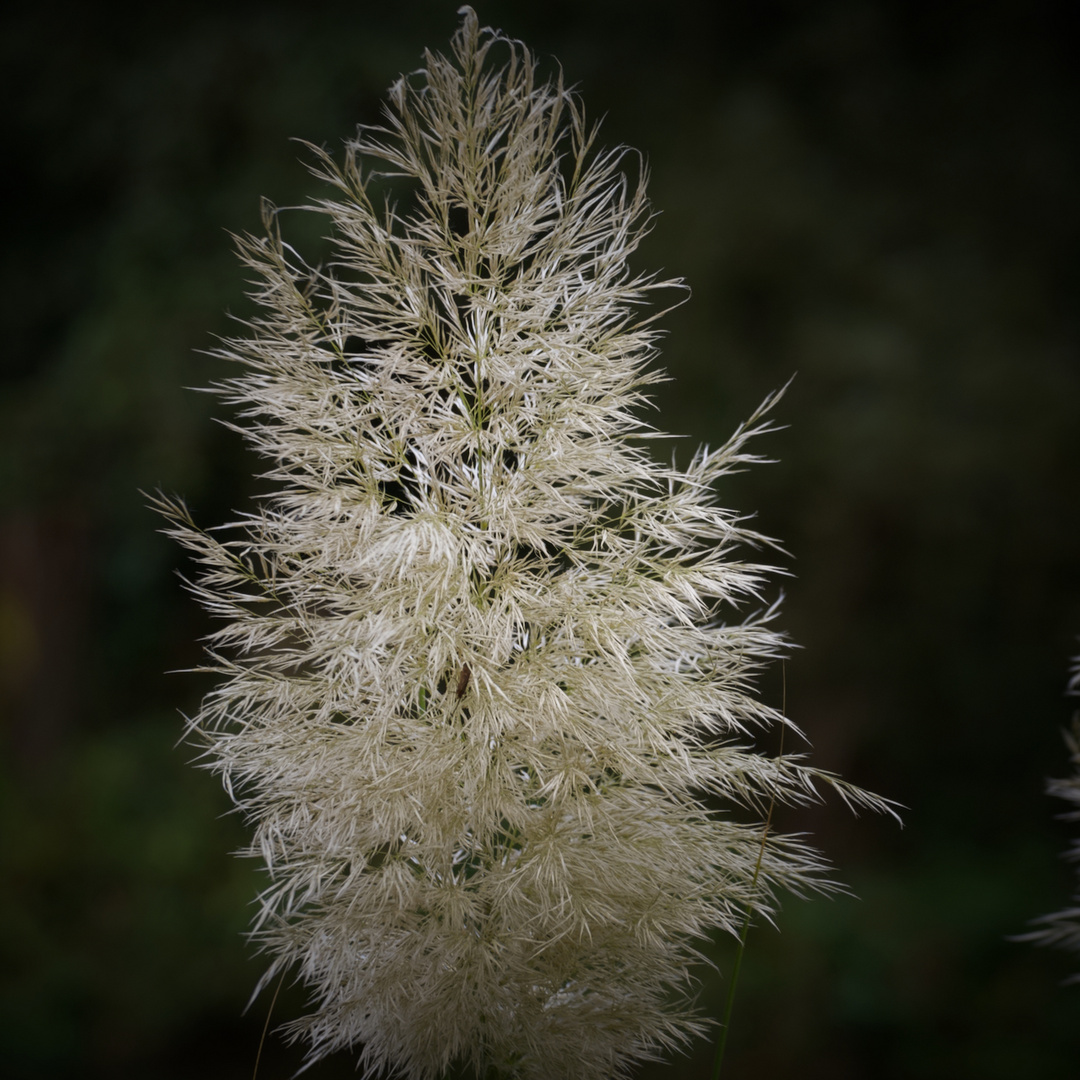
155 9 894 1078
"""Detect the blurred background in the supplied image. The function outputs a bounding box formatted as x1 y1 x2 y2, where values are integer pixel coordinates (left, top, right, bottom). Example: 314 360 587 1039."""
2 1 1078 1076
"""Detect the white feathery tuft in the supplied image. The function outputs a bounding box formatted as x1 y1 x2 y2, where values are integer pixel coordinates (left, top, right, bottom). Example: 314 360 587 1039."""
155 9 893 1078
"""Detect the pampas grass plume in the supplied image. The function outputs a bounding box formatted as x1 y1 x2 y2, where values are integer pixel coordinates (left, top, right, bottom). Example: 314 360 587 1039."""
154 10 892 1077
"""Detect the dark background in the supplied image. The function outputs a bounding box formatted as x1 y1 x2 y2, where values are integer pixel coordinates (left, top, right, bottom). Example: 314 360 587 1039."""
2 1 1078 1077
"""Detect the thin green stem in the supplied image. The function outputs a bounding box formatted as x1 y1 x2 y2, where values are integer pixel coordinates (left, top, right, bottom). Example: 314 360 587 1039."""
252 967 287 1080
712 912 750 1080
711 664 786 1080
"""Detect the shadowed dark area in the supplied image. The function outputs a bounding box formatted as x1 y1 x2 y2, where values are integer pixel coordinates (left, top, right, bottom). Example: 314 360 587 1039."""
2 1 1078 1077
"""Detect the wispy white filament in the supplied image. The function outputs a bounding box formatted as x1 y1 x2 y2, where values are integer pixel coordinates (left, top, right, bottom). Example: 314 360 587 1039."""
156 10 891 1078
1022 656 1080 980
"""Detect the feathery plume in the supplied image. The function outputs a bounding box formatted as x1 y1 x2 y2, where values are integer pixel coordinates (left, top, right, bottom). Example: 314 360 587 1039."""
155 10 892 1077
1022 656 1080 980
